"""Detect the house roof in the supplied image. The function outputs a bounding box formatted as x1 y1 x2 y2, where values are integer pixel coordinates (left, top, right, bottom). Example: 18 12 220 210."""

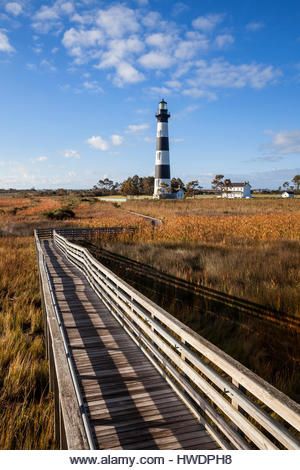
223 182 250 188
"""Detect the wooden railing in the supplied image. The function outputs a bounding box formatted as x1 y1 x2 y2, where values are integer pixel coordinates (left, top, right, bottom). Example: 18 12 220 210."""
53 231 300 450
35 231 91 449
36 226 136 240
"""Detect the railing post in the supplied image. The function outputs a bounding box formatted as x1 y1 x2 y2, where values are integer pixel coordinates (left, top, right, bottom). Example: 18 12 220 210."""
232 379 239 411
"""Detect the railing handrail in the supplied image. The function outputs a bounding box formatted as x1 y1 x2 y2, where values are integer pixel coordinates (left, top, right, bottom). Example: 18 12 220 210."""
34 230 93 449
53 230 300 450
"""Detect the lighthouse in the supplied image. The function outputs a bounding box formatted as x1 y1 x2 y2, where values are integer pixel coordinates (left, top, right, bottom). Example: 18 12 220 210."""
153 99 171 198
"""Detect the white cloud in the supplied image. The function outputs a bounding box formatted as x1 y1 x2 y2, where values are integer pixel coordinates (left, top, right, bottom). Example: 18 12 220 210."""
142 11 162 29
36 156 48 162
87 135 109 151
149 86 172 95
172 2 189 17
40 59 57 72
62 27 103 61
82 80 103 93
64 149 80 158
246 21 265 32
139 51 174 69
267 130 300 155
60 2 74 15
175 35 209 60
97 37 144 69
32 1 75 32
182 88 217 100
34 5 60 22
127 123 149 133
96 5 139 38
114 61 145 86
63 27 103 49
145 33 175 48
111 134 123 146
165 80 182 89
0 31 15 53
192 13 224 32
188 59 281 90
215 34 234 48
5 2 23 16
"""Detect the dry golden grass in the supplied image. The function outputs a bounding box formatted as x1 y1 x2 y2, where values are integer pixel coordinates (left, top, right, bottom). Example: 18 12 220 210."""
125 198 300 243
0 237 54 449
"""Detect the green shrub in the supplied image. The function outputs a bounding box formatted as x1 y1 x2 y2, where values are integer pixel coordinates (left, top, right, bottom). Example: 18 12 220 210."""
44 208 75 220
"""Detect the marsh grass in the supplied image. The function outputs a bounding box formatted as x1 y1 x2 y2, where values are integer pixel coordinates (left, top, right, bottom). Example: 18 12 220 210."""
103 240 300 317
0 237 54 449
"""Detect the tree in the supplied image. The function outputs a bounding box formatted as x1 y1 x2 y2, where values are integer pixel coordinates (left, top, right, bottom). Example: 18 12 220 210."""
292 175 300 191
142 176 154 195
95 178 115 193
171 178 185 192
186 180 202 197
211 175 224 191
121 176 140 195
282 181 290 190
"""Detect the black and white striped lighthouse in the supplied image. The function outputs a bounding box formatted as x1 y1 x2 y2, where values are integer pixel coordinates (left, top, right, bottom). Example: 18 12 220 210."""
153 99 171 198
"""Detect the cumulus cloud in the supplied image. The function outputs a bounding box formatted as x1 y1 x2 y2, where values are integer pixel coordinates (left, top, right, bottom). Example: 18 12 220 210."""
63 27 103 49
32 1 75 32
96 5 139 38
62 27 103 62
139 51 174 69
5 2 23 16
87 135 109 151
187 59 281 90
96 36 144 78
192 13 224 32
114 61 145 86
127 123 149 133
0 31 15 53
57 2 280 96
111 134 123 146
64 149 80 158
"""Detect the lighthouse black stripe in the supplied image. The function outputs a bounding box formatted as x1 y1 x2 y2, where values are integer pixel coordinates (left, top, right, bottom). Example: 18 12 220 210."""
156 114 169 123
156 137 169 151
155 165 170 179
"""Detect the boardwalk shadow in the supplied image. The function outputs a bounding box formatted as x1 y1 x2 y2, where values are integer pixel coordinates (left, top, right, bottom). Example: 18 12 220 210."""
43 241 213 450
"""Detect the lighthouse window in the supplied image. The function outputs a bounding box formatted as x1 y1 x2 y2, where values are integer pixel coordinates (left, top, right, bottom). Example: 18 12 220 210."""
158 152 161 160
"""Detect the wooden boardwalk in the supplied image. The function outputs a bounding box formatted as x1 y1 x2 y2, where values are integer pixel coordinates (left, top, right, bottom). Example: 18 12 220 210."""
43 240 219 450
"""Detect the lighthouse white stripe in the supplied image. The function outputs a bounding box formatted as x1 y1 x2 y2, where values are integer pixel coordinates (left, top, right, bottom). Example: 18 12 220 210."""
157 122 169 137
156 150 170 165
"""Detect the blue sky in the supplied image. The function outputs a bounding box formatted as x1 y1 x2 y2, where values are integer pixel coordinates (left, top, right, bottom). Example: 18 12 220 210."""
0 0 299 189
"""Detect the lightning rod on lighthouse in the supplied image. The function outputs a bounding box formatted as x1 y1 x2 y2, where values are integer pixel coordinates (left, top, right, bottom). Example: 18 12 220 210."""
153 99 171 198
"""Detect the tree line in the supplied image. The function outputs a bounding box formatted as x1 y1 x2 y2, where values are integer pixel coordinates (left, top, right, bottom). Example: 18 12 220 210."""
93 176 203 196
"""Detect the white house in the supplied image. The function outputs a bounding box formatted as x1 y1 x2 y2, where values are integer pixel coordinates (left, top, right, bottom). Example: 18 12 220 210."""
222 182 251 199
282 191 294 198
